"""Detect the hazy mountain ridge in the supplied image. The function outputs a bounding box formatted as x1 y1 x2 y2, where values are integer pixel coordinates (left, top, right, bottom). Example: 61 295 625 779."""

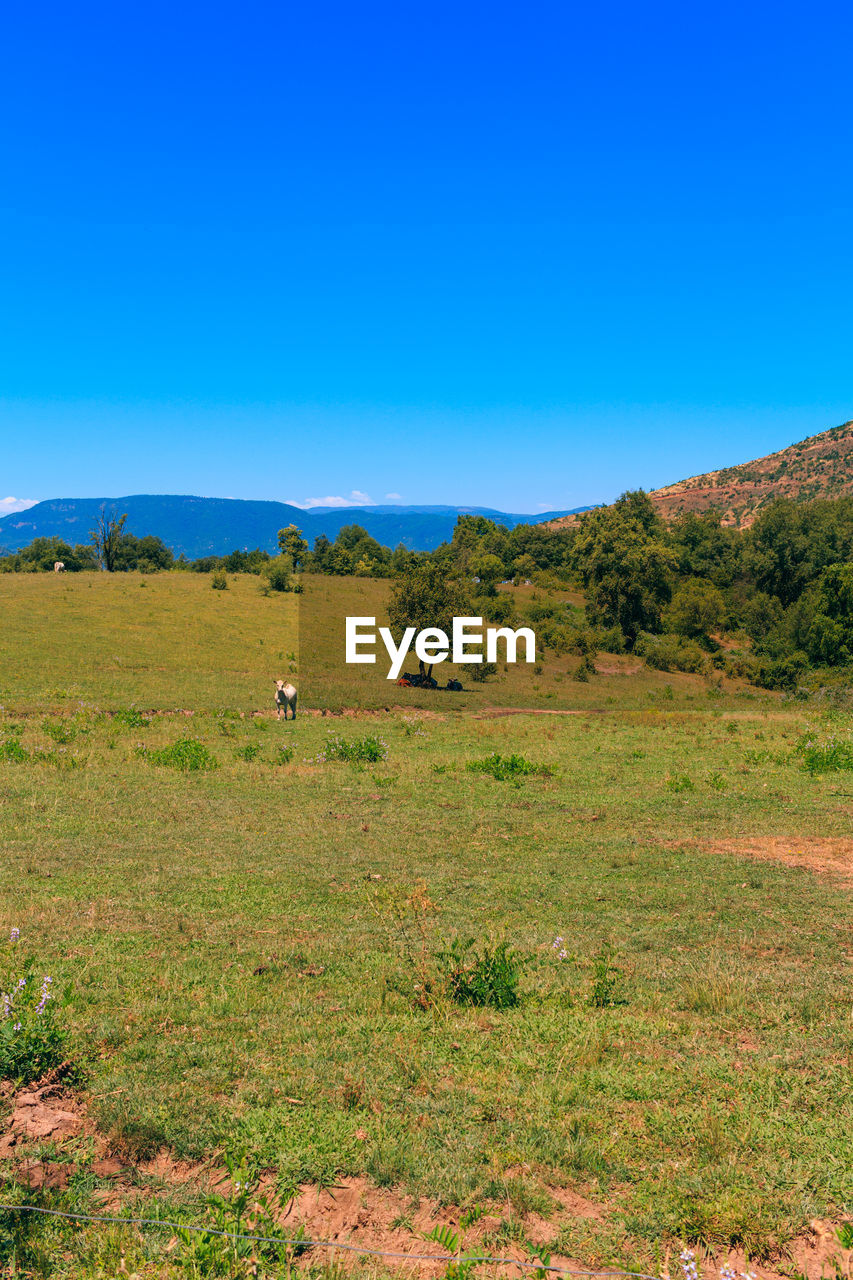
0 494 583 557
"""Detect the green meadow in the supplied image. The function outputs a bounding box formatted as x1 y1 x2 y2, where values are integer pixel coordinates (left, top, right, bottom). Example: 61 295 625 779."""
0 573 851 1278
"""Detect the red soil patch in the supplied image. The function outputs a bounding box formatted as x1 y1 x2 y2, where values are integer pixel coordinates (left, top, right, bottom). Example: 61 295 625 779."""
708 836 853 880
272 1175 602 1275
0 1066 86 1158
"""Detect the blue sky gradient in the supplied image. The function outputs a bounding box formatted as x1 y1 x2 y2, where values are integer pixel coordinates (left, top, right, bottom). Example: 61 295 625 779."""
2 1 852 513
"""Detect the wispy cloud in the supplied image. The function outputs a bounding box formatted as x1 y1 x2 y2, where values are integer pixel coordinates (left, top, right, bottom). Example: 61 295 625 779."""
0 497 39 515
384 492 403 502
286 489 376 509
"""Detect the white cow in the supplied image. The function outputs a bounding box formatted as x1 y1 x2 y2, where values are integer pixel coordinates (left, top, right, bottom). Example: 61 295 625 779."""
274 680 297 720
53 561 65 573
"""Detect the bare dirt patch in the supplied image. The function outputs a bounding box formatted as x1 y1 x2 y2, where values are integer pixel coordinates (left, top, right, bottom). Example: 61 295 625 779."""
274 1175 600 1275
0 1065 86 1158
709 836 853 880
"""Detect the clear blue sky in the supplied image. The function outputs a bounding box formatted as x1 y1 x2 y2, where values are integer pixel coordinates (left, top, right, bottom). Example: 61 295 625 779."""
2 0 852 515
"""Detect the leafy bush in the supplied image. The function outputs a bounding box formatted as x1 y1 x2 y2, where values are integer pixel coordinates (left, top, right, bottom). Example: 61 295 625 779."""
438 937 523 1009
275 745 295 765
723 651 759 681
138 738 219 772
795 732 853 774
211 569 228 590
263 554 293 593
315 733 388 764
234 742 263 762
467 752 551 781
468 661 498 683
754 652 810 690
634 632 708 673
1 931 70 1084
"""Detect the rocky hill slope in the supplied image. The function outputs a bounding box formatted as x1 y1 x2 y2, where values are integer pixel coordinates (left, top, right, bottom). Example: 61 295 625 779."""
547 419 853 530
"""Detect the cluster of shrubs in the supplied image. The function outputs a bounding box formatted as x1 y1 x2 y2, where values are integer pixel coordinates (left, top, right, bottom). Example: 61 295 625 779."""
0 533 174 573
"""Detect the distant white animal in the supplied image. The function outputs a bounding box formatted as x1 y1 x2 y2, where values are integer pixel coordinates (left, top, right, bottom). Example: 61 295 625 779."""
54 562 65 573
274 680 297 720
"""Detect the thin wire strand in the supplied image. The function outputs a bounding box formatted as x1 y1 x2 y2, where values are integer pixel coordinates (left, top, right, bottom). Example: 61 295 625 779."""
0 1203 660 1278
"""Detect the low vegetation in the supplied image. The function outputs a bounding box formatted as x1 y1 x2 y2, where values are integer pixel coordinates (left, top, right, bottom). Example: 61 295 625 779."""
0 571 850 1278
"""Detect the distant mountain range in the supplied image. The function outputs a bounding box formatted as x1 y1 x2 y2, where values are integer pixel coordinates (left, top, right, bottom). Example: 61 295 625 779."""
0 495 585 557
546 419 853 532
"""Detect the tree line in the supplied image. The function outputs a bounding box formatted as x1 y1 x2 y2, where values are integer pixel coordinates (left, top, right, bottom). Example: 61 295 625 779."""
4 496 853 687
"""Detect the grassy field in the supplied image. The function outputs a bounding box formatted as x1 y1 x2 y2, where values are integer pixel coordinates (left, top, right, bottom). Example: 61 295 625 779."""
0 572 298 712
0 573 851 1278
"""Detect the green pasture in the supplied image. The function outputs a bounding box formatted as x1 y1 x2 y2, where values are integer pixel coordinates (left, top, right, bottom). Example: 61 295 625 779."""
0 573 850 1277
0 572 298 712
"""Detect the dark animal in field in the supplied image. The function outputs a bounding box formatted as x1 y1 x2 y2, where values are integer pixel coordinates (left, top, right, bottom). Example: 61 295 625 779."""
399 672 438 689
274 680 297 719
446 678 463 691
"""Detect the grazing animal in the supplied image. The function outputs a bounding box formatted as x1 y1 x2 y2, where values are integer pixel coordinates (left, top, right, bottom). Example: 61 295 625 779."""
54 561 65 573
274 680 297 720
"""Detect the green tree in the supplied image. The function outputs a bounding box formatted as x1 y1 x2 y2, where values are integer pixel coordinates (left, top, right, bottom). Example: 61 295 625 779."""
469 552 504 595
790 563 853 666
571 492 675 646
745 498 853 606
387 560 471 682
278 524 308 570
669 511 742 586
511 553 537 583
665 578 726 640
90 506 128 571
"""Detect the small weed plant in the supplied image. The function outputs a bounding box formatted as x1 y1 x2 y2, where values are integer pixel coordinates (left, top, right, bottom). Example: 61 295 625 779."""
138 738 219 772
314 733 388 764
41 719 78 744
589 945 622 1008
796 731 853 774
113 707 148 728
469 661 498 683
0 738 28 763
467 753 551 782
439 937 524 1009
234 742 263 762
177 1152 305 1276
1 929 70 1084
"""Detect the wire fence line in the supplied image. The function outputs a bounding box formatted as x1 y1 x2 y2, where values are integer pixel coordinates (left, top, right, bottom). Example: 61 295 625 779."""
0 1202 661 1279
